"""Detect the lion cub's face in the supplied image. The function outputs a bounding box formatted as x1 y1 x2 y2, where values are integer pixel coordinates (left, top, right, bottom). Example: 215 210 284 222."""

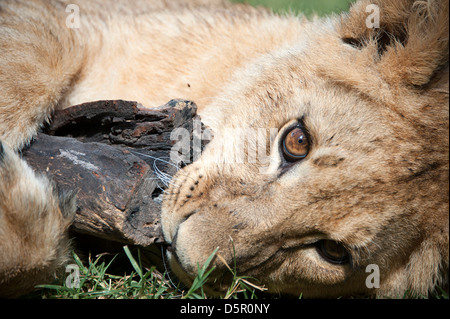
161 0 449 298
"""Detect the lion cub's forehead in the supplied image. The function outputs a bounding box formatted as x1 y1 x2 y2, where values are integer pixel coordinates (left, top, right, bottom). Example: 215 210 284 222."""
210 48 378 129
202 22 392 157
210 68 384 148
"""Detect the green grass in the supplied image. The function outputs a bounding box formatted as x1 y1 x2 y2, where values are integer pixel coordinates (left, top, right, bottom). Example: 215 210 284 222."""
37 247 179 299
231 0 355 16
33 245 448 299
36 247 265 299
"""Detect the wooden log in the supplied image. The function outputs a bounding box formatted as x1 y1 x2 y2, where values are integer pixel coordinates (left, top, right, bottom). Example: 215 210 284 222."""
22 99 204 247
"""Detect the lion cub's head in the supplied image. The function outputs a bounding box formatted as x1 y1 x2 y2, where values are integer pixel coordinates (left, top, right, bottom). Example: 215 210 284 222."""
161 0 449 298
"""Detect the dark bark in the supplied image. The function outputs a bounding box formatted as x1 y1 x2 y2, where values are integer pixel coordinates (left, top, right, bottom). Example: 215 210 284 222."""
22 99 204 246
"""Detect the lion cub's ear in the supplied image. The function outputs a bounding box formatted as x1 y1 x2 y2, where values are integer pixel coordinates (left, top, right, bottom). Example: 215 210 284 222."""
339 0 449 87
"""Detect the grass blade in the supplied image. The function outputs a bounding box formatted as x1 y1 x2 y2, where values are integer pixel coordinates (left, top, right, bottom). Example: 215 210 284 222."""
183 247 219 299
123 246 143 279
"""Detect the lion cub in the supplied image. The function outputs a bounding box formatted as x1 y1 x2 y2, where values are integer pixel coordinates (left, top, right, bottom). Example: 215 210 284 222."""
0 0 448 298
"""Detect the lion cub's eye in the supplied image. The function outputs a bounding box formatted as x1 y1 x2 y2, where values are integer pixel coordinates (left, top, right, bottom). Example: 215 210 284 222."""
316 240 350 265
282 125 310 162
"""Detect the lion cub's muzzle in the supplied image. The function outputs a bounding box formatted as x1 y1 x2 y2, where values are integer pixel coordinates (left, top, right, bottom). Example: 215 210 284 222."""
160 162 280 292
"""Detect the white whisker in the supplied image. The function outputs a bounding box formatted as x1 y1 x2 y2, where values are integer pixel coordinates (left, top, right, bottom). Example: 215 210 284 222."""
131 151 198 192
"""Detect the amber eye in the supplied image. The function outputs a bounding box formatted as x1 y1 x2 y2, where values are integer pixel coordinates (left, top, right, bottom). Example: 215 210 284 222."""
316 240 350 265
282 125 310 162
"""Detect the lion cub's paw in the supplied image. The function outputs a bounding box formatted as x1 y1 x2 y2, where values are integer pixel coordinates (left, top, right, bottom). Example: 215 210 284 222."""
0 140 77 298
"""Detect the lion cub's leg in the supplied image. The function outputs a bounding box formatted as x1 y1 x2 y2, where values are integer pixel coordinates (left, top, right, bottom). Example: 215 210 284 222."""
0 141 77 298
0 1 82 296
0 0 83 151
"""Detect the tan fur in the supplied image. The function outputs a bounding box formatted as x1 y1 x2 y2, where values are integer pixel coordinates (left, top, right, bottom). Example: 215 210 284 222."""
0 0 448 298
0 141 76 297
